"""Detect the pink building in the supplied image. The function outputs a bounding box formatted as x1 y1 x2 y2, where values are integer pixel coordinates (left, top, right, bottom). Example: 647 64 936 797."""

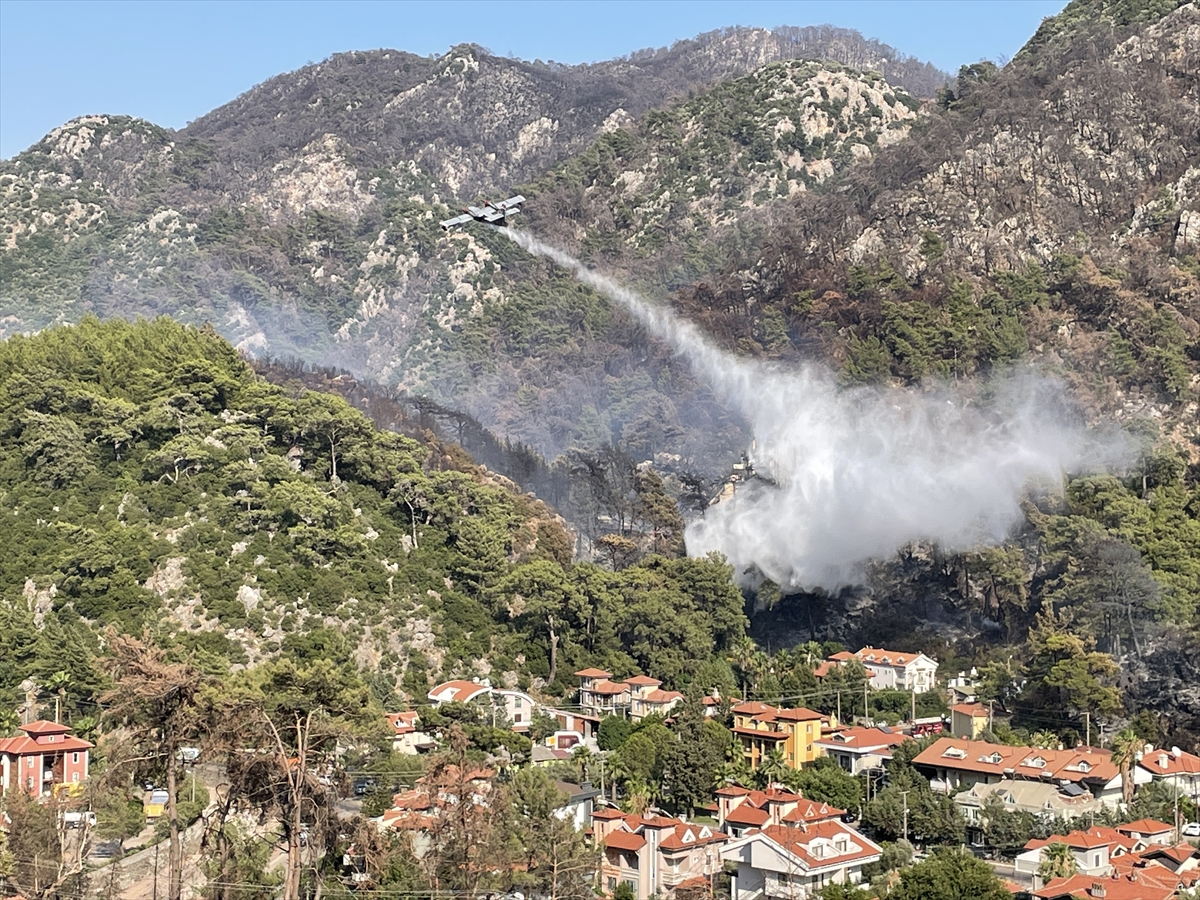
0 720 92 796
594 809 727 899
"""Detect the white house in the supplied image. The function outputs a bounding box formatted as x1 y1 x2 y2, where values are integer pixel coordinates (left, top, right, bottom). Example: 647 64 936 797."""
813 727 907 776
426 680 539 730
853 647 938 693
552 780 600 831
722 822 882 900
1136 745 1200 798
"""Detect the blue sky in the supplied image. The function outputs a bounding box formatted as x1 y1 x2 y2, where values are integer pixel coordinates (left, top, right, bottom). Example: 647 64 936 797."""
0 0 1066 160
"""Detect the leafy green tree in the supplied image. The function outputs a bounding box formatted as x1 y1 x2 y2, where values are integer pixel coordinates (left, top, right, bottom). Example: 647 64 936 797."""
889 848 1010 900
786 756 862 811
597 715 633 751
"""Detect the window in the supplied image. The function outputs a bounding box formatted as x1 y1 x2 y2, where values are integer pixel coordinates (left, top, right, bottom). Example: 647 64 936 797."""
72 772 79 783
72 752 79 764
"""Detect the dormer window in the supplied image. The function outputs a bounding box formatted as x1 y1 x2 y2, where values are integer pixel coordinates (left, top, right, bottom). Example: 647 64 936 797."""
682 831 694 843
943 747 967 759
699 827 711 839
1022 756 1046 769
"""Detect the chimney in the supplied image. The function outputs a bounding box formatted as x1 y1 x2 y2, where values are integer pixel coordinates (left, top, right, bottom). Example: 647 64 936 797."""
1088 883 1105 898
1159 754 1169 769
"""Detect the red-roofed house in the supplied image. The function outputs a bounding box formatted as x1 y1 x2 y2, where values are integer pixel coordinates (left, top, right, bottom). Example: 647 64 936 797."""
721 821 883 900
1033 872 1176 900
384 711 435 754
426 681 540 730
716 786 804 837
913 737 1148 807
854 647 938 693
814 727 907 776
575 671 683 721
1136 745 1200 797
593 810 727 899
626 677 684 722
0 720 92 796
1014 827 1145 885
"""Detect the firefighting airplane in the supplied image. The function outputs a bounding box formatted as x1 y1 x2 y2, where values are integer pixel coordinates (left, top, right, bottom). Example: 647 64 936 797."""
439 195 526 230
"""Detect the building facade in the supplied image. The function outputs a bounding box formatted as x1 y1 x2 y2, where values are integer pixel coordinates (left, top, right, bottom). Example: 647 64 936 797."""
0 720 92 796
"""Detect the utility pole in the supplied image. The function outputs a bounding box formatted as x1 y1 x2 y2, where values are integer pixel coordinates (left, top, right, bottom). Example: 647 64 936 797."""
900 790 910 842
864 679 869 723
1085 712 1090 747
910 690 916 724
837 690 842 724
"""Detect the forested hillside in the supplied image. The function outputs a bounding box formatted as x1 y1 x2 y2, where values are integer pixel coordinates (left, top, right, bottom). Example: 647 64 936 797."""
0 318 747 722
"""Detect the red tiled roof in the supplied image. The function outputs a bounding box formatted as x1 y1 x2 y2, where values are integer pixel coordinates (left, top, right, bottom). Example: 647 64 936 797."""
731 726 789 741
813 662 834 678
623 675 661 686
1141 841 1199 865
815 727 907 753
1116 818 1174 836
603 830 647 852
783 801 844 824
589 679 632 696
20 720 71 735
914 737 1118 784
951 703 989 717
1033 873 1175 900
828 652 855 662
855 647 930 667
658 822 726 851
731 701 776 715
774 707 822 721
427 680 489 704
755 822 882 870
715 785 752 797
0 735 93 754
592 807 627 820
574 668 612 678
724 805 770 827
1137 747 1200 777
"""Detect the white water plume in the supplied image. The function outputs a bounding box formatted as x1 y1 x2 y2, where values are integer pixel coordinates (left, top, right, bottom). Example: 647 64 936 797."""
503 229 1131 590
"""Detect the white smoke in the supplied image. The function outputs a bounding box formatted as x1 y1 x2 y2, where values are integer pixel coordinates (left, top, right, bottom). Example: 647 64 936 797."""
503 229 1131 589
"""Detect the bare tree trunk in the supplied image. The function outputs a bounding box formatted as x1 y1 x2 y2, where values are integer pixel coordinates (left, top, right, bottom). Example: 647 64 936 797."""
547 615 559 686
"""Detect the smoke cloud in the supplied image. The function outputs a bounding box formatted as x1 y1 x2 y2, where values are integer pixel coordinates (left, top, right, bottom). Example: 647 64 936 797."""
504 229 1131 590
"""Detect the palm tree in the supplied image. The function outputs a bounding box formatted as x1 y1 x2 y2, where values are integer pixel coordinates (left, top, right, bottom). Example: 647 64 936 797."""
623 777 654 815
756 747 790 788
1038 841 1078 886
1110 728 1140 806
606 751 633 803
572 745 594 781
728 636 757 698
44 670 72 723
1031 730 1059 749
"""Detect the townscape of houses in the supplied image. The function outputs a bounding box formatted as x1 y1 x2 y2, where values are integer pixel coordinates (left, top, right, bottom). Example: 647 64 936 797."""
365 646 1200 899
7 645 1197 900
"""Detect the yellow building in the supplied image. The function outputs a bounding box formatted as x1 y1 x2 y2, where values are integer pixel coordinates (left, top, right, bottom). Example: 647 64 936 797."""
950 702 990 739
731 701 826 769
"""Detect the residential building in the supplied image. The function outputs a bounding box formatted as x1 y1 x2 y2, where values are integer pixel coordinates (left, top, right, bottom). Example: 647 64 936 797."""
1014 827 1143 885
716 786 805 837
593 809 726 900
625 676 684 722
813 727 907 776
426 680 539 729
913 737 1149 807
949 702 990 740
575 670 682 721
1033 872 1177 900
731 702 825 770
0 720 92 796
853 647 938 693
553 780 600 831
946 668 983 705
721 822 883 900
576 669 632 717
1136 745 1200 798
1116 819 1176 844
384 711 435 755
955 779 1103 834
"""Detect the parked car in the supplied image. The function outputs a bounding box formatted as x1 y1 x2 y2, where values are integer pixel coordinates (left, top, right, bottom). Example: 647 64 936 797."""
1183 822 1200 837
353 778 376 797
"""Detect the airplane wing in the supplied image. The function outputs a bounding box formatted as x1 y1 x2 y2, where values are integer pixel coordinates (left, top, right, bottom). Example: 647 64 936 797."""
439 213 474 230
494 195 526 211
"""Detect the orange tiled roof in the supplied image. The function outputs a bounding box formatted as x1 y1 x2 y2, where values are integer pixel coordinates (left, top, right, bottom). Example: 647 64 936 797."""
715 785 752 797
574 668 612 678
731 726 788 741
815 726 907 752
643 689 683 704
1033 873 1175 900
951 703 989 717
725 805 770 827
731 701 776 716
1137 747 1200 778
20 720 71 735
658 822 726 850
1117 818 1174 836
623 675 662 686
783 801 845 824
0 734 93 754
589 679 632 696
427 680 490 703
914 737 1119 784
855 647 930 667
603 830 647 851
756 822 882 869
774 707 822 721
592 807 627 820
